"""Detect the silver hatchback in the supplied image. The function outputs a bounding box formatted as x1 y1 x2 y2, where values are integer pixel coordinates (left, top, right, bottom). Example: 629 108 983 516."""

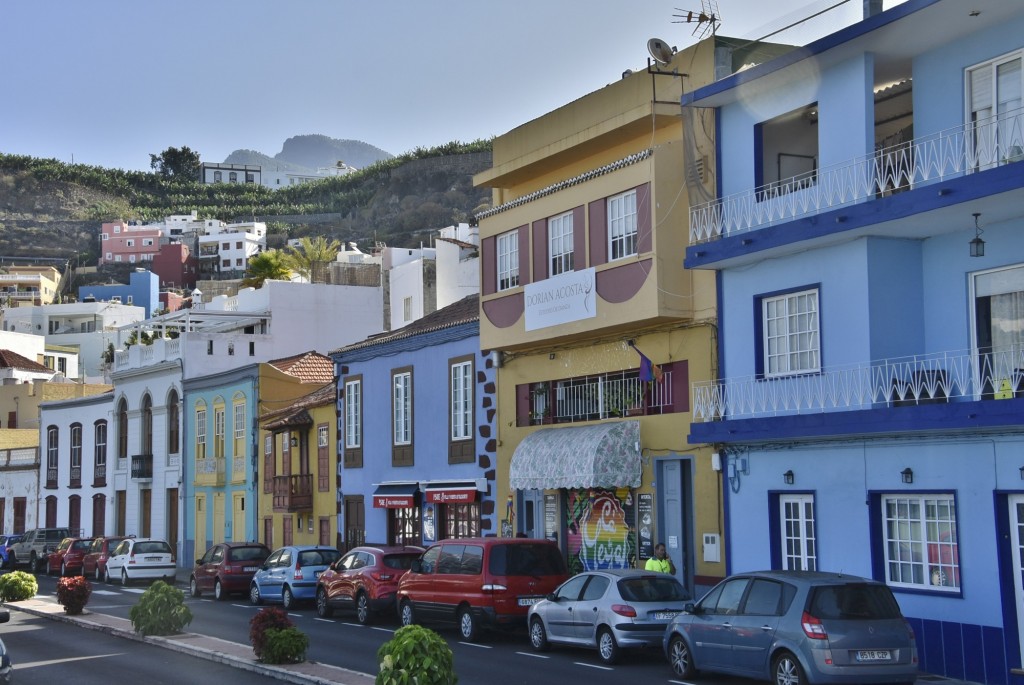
664 570 919 685
528 568 689 664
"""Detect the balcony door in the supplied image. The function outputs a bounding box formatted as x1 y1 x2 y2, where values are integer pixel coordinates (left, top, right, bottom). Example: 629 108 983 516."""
1009 494 1024 667
972 264 1024 397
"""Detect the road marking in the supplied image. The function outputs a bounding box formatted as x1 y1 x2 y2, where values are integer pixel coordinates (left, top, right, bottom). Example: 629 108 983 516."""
515 651 549 659
457 642 491 649
288 613 303 618
231 604 259 609
371 627 395 634
574 662 612 671
339 622 363 627
91 590 120 596
314 618 334 623
121 588 146 594
16 653 126 669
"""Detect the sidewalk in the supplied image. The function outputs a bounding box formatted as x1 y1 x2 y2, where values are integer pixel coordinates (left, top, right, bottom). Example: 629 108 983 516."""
2 593 376 685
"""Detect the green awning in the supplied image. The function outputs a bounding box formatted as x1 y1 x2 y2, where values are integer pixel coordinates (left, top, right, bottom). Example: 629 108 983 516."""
509 420 641 490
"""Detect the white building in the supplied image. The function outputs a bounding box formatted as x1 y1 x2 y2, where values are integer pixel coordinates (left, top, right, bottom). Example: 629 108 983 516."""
197 221 267 280
0 430 40 534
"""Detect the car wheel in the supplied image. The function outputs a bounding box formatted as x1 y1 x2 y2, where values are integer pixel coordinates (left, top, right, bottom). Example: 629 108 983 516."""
399 599 415 627
121 569 130 587
355 592 371 625
189 576 201 598
668 635 695 678
282 585 295 610
6 553 15 569
529 617 550 652
60 562 68 577
250 583 262 606
29 552 39 573
104 566 112 584
597 628 620 665
214 579 225 601
458 606 479 642
95 565 103 582
773 651 807 685
316 587 333 618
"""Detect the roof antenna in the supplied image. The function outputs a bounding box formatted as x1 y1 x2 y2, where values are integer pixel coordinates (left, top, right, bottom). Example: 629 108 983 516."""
672 0 722 38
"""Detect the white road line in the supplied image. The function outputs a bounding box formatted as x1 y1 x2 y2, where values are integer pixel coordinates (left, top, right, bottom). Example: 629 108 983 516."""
668 681 698 684
91 590 119 596
287 613 303 618
340 622 362 628
515 651 549 659
574 662 612 671
314 618 334 623
16 653 126 669
370 626 395 633
231 603 259 609
121 588 146 594
457 642 491 649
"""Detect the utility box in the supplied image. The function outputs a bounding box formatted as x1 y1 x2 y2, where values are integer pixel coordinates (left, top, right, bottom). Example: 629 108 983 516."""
702 533 721 563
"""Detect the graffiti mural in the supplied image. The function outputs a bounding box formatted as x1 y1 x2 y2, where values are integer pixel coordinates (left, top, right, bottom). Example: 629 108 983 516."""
566 488 636 574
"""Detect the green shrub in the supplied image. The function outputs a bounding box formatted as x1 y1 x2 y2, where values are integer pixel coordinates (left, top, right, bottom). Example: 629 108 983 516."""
376 624 457 685
260 626 309 664
128 580 192 636
249 606 293 659
0 571 38 601
56 575 92 614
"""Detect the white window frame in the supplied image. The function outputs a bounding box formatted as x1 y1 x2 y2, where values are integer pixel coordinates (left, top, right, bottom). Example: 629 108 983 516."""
345 379 361 449
451 360 473 441
214 406 225 458
780 494 816 571
882 494 960 592
233 402 245 440
47 426 58 469
403 296 413 322
966 49 1023 168
762 288 820 378
608 189 638 261
393 371 412 446
94 422 107 468
126 239 134 247
195 408 207 460
497 231 519 291
70 424 82 469
548 212 574 276
318 425 329 448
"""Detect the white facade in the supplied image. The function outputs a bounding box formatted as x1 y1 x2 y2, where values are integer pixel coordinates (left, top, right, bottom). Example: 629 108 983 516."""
197 221 267 275
0 431 40 533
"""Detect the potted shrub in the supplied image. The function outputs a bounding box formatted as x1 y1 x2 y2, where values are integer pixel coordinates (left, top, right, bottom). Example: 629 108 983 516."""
260 626 309 664
128 580 193 636
56 575 91 615
0 571 38 601
249 606 293 660
377 624 457 685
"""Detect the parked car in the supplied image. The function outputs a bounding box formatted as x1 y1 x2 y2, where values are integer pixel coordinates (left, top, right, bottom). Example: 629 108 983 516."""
316 545 423 624
46 537 95 576
528 569 689 664
0 535 22 570
663 570 920 685
82 536 129 581
190 542 271 600
396 537 569 641
250 545 341 610
105 538 176 586
8 527 71 572
0 608 10 685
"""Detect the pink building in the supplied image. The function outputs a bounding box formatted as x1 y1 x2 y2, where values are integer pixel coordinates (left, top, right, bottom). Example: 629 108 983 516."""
99 220 162 266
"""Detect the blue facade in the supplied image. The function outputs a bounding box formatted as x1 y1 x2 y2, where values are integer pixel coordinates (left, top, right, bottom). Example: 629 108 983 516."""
684 2 1024 683
331 311 496 548
79 270 160 316
181 366 259 565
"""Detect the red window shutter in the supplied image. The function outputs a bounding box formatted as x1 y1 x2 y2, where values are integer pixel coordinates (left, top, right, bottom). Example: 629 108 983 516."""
532 220 548 282
589 199 607 266
516 384 531 427
669 360 690 413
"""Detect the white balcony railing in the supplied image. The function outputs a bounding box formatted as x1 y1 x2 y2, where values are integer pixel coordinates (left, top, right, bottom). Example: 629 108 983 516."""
692 345 1024 422
690 107 1024 243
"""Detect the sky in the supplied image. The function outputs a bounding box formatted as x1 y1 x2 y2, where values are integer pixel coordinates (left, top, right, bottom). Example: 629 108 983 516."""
0 0 905 173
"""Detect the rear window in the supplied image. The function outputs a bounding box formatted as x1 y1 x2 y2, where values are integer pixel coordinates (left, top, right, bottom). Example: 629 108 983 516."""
810 583 903 620
134 541 172 555
228 546 269 562
299 549 341 567
489 543 567 577
383 554 418 570
71 540 91 551
618 576 689 602
46 530 69 542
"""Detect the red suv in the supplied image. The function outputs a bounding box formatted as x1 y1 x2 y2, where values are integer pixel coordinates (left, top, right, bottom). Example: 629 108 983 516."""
190 542 271 600
46 537 95 576
82 536 129 581
316 545 423 624
396 537 569 641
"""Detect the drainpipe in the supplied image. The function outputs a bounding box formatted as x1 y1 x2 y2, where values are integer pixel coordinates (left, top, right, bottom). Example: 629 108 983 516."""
864 0 882 19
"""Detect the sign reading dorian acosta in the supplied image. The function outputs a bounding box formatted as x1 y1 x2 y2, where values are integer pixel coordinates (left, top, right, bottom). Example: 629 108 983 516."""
524 267 596 331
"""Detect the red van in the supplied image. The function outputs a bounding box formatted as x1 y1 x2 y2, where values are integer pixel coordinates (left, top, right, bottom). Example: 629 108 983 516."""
396 537 569 641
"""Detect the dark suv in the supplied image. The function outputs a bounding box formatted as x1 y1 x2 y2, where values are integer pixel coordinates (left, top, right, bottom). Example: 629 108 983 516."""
8 527 71 572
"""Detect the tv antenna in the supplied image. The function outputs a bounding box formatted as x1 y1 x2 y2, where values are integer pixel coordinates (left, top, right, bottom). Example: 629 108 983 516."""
673 0 721 39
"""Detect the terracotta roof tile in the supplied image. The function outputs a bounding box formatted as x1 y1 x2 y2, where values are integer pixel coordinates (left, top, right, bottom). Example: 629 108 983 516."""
332 294 478 355
0 349 53 373
260 382 336 427
267 351 334 384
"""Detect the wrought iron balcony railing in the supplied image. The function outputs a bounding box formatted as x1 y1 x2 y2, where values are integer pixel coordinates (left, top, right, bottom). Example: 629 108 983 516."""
690 107 1024 243
131 453 153 479
272 474 313 512
692 345 1024 422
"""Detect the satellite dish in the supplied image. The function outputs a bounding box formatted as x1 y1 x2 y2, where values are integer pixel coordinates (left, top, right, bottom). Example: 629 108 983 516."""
647 38 675 66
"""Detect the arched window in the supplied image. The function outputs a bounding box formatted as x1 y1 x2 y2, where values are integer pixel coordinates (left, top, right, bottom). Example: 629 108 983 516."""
213 170 222 183
94 420 107 487
141 394 153 454
117 397 128 460
167 389 180 455
46 425 59 488
69 423 82 487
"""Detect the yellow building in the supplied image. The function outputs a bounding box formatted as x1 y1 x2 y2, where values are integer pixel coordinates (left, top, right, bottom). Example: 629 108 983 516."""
256 353 337 551
474 37 736 592
0 266 62 306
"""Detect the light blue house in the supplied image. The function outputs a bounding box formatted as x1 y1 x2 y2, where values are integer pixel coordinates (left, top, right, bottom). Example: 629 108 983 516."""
79 269 161 316
684 2 1024 684
330 295 496 550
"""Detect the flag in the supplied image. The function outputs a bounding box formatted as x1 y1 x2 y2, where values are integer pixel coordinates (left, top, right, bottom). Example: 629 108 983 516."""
639 352 664 383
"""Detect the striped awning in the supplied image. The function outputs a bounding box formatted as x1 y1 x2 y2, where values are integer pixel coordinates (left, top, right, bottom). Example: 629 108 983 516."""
509 420 641 490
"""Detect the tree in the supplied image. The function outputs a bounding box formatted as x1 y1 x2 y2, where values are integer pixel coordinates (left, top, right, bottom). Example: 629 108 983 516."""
282 236 341 282
242 250 291 289
149 146 202 180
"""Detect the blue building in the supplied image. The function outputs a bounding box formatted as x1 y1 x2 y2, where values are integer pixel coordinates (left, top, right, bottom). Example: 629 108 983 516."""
79 269 161 317
330 295 496 550
683 2 1024 684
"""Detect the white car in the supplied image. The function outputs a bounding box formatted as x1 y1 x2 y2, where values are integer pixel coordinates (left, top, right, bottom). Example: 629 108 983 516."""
105 538 176 586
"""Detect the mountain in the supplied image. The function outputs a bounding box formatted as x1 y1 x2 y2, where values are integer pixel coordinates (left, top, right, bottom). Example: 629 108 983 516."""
224 134 393 173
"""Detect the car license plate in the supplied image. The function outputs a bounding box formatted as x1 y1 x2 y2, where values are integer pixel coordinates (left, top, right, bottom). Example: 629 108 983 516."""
653 611 680 620
243 566 257 573
145 556 161 561
517 596 542 607
856 650 891 662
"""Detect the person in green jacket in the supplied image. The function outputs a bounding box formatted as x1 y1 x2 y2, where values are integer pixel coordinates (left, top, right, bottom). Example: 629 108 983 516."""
645 542 676 574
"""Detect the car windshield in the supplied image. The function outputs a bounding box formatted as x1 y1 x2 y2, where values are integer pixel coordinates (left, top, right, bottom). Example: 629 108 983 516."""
383 554 418 570
228 546 269 562
618 576 689 602
71 540 91 551
489 544 567 576
134 541 172 555
299 549 340 567
809 583 903 620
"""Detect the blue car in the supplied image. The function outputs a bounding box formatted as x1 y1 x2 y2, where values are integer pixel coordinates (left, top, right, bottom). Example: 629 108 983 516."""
0 535 22 570
249 545 341 610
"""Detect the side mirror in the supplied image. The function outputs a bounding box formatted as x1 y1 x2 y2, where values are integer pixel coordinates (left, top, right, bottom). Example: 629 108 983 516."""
410 559 422 574
684 602 698 614
546 593 559 602
195 558 202 566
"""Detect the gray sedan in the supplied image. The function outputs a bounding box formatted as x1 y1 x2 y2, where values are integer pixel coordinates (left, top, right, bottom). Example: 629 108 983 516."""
528 568 689 664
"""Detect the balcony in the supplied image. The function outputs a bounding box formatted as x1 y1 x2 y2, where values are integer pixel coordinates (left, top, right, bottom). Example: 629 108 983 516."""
45 467 57 489
92 463 106 487
195 457 225 486
526 370 675 426
690 108 1024 244
692 345 1024 424
273 474 313 512
131 454 153 480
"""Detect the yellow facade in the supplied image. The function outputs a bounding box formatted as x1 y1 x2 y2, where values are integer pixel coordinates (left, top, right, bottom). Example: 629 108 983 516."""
475 38 725 589
2 266 61 306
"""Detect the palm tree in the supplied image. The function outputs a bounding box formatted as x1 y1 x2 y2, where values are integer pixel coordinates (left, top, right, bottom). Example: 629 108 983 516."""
283 235 341 282
241 250 292 289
